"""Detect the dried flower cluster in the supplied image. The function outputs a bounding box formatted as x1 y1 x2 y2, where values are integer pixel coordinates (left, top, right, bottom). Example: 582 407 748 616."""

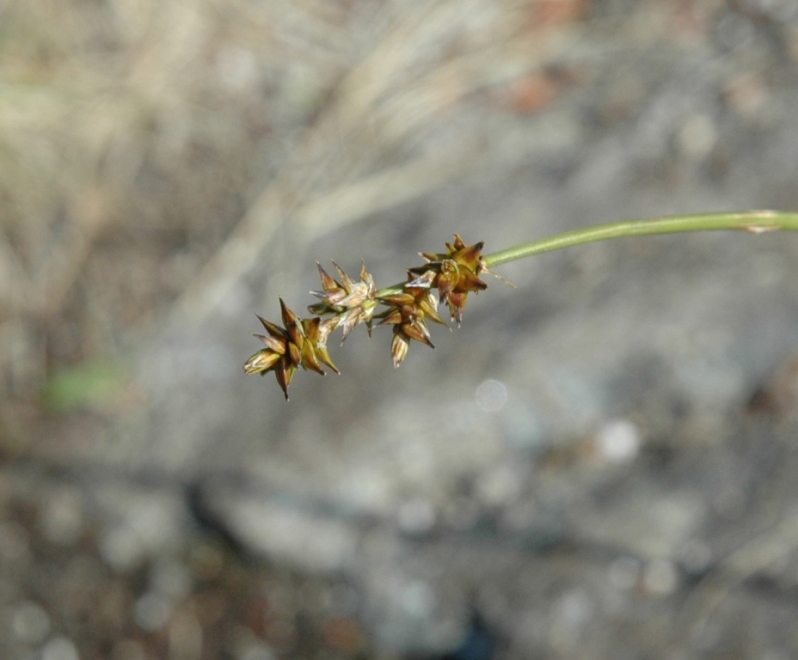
244 234 505 399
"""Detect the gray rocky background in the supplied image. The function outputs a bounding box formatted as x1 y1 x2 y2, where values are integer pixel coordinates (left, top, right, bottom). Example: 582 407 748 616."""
4 0 798 658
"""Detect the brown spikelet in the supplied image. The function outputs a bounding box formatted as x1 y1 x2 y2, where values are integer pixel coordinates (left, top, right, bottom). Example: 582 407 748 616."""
246 234 506 397
244 300 341 400
409 234 494 323
377 273 445 366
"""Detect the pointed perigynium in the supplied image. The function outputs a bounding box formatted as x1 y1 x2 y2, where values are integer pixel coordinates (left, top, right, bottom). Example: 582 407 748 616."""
378 271 447 367
243 299 338 400
409 233 490 324
308 261 378 341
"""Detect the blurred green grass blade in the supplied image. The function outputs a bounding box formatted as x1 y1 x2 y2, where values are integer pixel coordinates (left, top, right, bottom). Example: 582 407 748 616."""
42 359 129 412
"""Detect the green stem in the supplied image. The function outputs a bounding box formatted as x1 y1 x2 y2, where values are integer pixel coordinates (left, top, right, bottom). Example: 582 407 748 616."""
483 210 798 268
374 211 798 298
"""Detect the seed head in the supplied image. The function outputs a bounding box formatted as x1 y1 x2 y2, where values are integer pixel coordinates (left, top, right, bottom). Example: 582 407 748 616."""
243 299 338 400
245 234 510 398
309 261 378 341
378 271 447 367
410 233 490 323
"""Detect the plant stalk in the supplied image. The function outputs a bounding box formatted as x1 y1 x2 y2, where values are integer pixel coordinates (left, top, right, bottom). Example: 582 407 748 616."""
483 210 798 268
374 211 798 298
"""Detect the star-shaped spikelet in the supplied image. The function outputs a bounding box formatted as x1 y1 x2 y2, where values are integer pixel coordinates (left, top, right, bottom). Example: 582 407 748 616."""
377 271 447 367
245 234 510 398
409 233 495 324
309 261 378 341
243 299 338 400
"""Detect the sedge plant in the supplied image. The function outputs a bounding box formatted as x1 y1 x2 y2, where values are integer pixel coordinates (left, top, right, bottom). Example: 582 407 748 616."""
244 210 797 400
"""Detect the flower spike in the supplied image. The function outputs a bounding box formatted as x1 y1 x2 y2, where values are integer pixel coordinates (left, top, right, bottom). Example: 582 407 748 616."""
246 234 500 396
377 272 447 367
410 233 492 324
243 299 338 400
309 261 378 341
244 213 798 400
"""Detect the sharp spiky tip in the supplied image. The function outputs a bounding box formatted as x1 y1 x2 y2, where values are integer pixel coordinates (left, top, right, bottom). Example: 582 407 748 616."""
299 340 325 375
398 317 433 347
360 260 372 285
452 233 467 250
257 314 284 337
253 333 286 354
274 361 295 400
279 298 297 327
331 260 356 289
456 268 488 292
316 262 339 291
322 356 340 375
455 242 485 269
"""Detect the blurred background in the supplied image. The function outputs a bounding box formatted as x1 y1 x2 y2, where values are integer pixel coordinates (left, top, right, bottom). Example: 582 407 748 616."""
4 0 798 658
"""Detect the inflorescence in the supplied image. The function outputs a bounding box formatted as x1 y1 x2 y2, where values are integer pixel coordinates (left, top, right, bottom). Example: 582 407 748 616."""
244 211 798 399
244 234 508 400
